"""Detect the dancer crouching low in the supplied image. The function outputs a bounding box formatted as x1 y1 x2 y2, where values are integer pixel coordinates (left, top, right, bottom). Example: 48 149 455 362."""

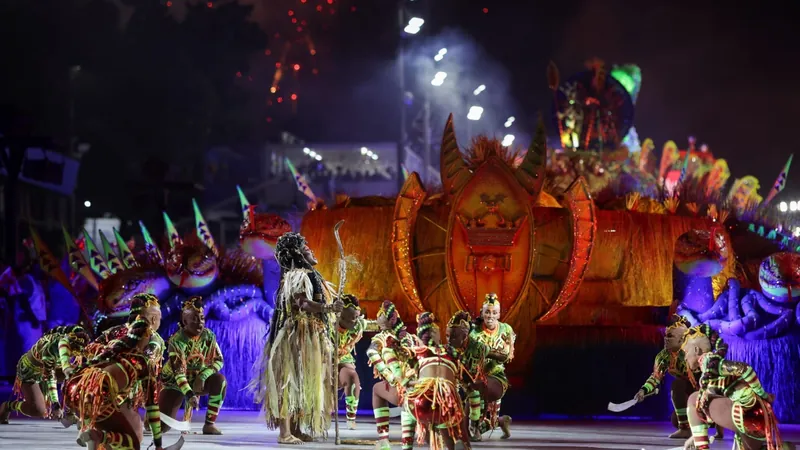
681 326 794 450
64 295 183 450
404 312 467 450
0 325 89 423
337 294 379 430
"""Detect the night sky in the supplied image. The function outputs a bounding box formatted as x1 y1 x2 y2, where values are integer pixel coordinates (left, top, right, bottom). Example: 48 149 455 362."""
3 0 800 213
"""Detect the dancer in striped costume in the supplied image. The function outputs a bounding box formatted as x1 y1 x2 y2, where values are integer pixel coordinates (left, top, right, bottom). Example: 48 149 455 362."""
404 312 467 450
682 327 794 450
366 300 416 450
63 295 183 450
159 296 226 435
85 294 166 362
337 294 379 429
635 315 727 439
467 293 514 440
0 325 90 423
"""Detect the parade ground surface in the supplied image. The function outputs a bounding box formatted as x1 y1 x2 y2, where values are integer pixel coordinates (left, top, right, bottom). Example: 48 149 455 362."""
2 411 800 449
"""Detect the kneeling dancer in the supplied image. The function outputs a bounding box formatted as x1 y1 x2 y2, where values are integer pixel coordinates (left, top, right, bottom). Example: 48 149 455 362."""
64 297 183 450
367 300 417 450
405 312 466 450
0 325 89 423
159 296 225 435
636 315 727 439
250 231 343 444
682 326 794 450
337 294 379 429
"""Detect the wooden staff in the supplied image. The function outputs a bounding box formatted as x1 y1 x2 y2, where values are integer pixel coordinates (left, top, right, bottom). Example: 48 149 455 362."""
332 220 347 445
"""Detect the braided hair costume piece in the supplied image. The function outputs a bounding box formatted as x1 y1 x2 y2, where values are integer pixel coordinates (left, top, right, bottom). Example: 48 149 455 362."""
416 312 439 347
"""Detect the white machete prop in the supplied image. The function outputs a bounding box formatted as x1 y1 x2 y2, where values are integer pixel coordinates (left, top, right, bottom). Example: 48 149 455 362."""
607 389 659 412
160 413 192 432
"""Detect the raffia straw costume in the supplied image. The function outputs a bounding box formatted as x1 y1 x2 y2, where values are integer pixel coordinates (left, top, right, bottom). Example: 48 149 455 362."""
639 316 727 432
683 327 787 450
337 294 379 426
404 312 466 450
0 325 89 421
468 294 515 435
162 297 225 429
366 300 417 449
250 232 337 439
64 312 167 450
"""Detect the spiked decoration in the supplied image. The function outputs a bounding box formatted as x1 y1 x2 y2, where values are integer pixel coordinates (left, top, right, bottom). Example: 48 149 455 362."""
163 212 182 249
284 157 317 203
139 221 164 265
439 114 471 198
82 229 112 279
113 228 138 268
764 154 793 206
515 117 547 200
30 226 73 292
236 185 251 220
193 198 218 256
62 225 99 290
99 231 124 274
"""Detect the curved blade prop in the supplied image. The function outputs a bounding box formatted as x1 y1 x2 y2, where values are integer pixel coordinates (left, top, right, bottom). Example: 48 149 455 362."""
333 220 347 299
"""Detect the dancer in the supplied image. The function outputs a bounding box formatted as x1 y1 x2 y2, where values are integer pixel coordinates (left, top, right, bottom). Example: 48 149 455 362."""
366 300 416 450
85 294 166 361
681 326 794 450
250 231 343 444
337 294 379 429
404 312 466 450
159 296 226 435
63 296 182 450
0 325 90 423
467 293 514 440
635 315 728 439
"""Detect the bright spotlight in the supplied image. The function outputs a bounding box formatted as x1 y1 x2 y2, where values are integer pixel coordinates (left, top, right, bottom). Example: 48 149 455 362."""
467 106 484 121
795 227 800 237
791 201 798 212
501 134 515 147
303 147 310 154
361 147 368 155
438 48 447 55
371 153 379 160
473 85 486 96
431 71 447 86
780 201 789 212
314 154 322 161
404 17 424 34
83 200 91 208
434 48 447 61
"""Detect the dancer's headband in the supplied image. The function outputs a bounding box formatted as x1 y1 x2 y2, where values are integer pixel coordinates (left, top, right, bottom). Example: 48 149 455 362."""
483 293 500 309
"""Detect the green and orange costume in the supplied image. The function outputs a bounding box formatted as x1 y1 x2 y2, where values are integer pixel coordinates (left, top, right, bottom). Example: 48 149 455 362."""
338 315 378 424
468 320 514 431
161 327 225 426
639 321 727 430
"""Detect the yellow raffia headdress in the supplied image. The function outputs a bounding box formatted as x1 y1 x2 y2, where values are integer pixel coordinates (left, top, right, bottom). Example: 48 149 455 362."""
667 314 691 332
680 325 710 350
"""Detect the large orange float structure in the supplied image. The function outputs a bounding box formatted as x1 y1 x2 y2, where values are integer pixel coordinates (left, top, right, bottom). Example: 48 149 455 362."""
299 115 735 380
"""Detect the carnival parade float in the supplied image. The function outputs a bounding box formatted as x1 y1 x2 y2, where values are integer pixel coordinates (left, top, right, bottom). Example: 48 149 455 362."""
28 58 800 421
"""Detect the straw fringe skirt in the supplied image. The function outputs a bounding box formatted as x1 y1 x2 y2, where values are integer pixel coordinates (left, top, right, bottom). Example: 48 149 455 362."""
253 314 334 437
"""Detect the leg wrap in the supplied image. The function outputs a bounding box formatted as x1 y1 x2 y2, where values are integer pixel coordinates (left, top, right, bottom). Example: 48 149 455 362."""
690 424 711 450
675 408 689 429
205 379 226 425
8 401 30 417
401 408 416 450
374 406 390 440
100 430 136 449
468 391 481 421
345 395 358 422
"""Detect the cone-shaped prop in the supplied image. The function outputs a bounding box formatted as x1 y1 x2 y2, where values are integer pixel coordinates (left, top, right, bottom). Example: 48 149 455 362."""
139 221 164 265
163 212 182 249
192 199 218 256
236 185 251 221
62 225 98 290
30 226 73 292
99 231 123 274
113 228 138 268
83 229 112 279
